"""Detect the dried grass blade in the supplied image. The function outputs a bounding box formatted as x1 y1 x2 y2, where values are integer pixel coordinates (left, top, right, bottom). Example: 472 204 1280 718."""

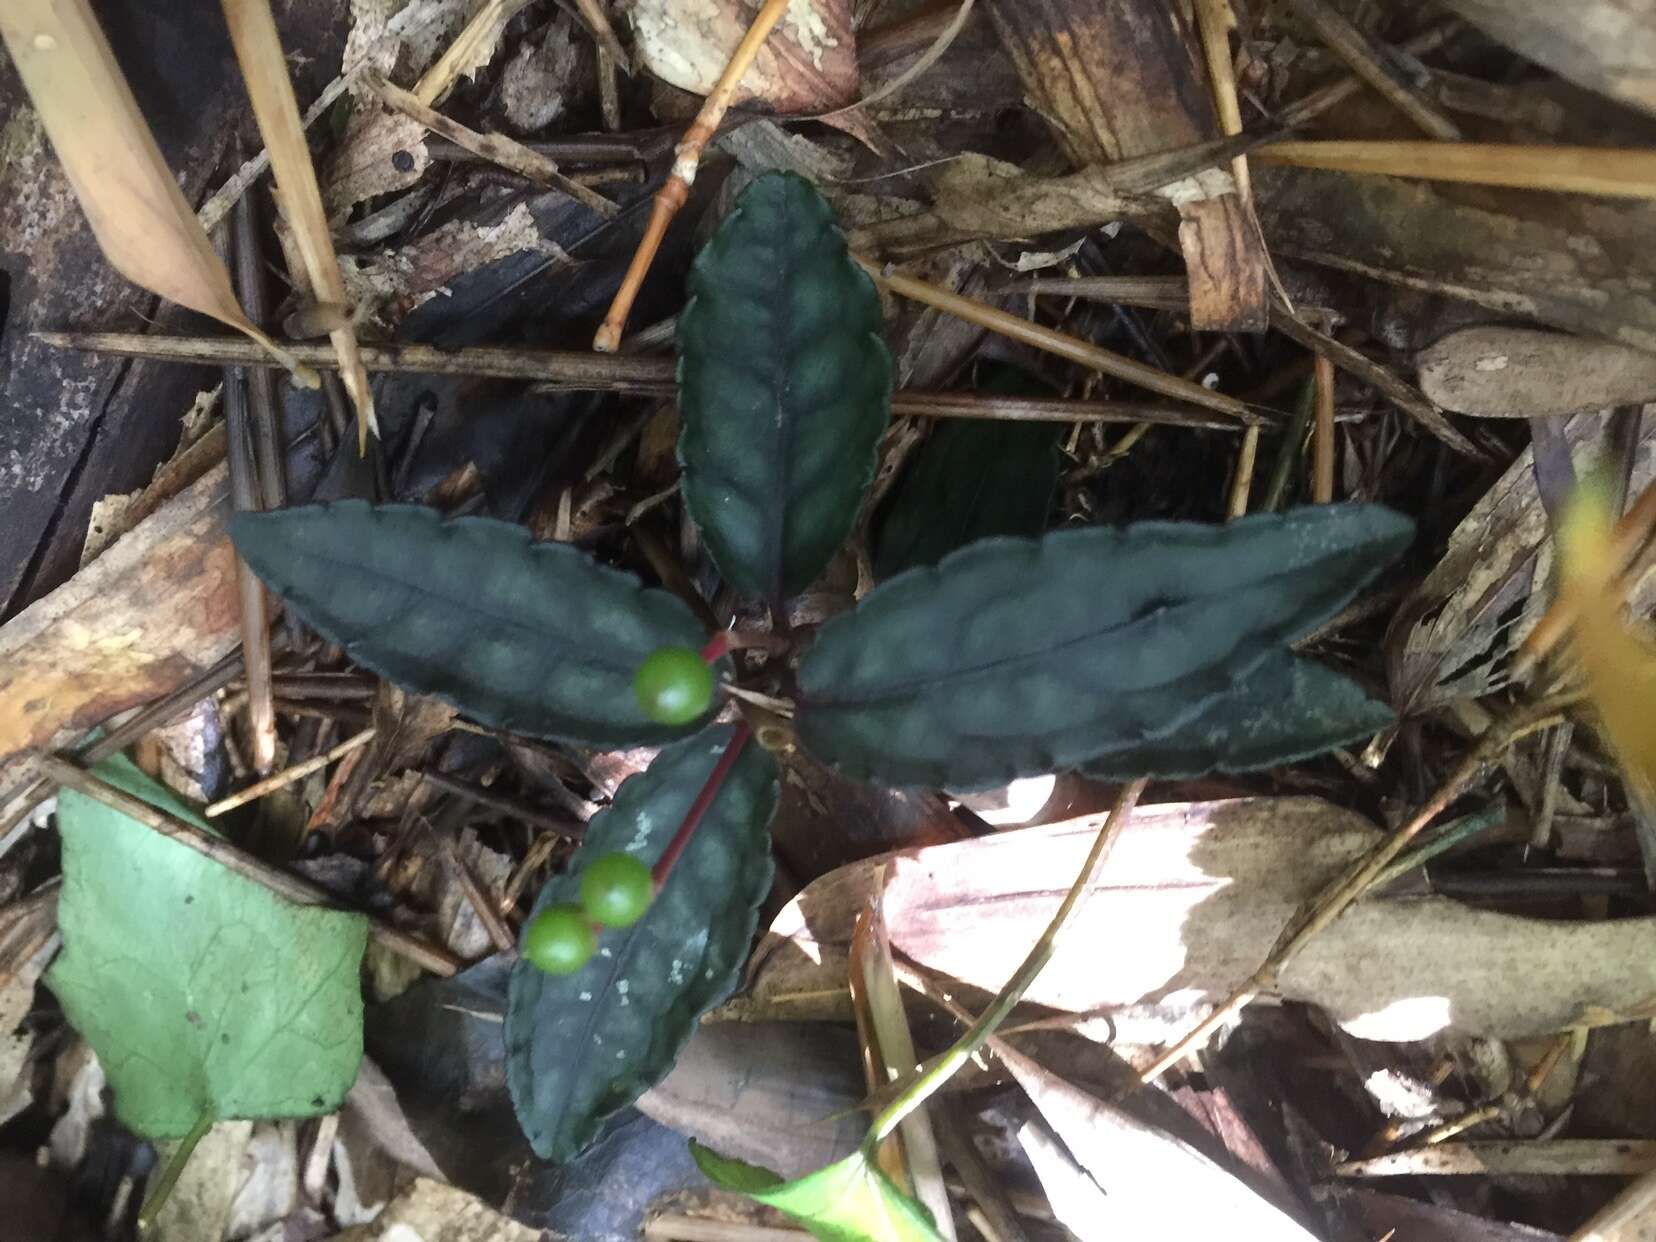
1256 140 1656 200
0 0 312 381
222 0 378 450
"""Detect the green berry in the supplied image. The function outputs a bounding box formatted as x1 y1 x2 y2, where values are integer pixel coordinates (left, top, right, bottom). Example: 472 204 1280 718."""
633 645 714 726
522 903 597 975
580 852 654 928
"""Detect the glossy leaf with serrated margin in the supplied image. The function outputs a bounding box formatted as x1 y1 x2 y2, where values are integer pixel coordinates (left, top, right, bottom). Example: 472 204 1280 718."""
1081 649 1394 780
507 726 779 1161
678 171 891 600
797 505 1413 789
691 1145 943 1242
231 503 712 747
48 755 366 1138
873 369 1061 578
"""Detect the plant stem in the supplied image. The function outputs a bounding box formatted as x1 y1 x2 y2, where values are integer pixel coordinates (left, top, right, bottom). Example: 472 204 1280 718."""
593 0 793 350
137 1110 213 1234
866 778 1148 1145
1312 353 1336 504
651 722 752 890
702 630 789 663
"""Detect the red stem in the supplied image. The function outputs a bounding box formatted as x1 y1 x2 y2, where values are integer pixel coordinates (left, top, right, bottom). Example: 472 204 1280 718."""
700 632 731 663
651 722 751 891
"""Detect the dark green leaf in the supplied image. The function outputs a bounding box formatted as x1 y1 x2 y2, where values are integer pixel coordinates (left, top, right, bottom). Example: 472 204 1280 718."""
873 413 1060 578
231 503 712 748
678 171 892 600
47 756 366 1138
796 505 1413 788
1081 649 1394 780
691 1146 943 1242
507 726 780 1161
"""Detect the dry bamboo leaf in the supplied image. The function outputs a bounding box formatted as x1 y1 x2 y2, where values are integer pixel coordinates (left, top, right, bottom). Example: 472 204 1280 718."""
0 0 310 380
997 1041 1320 1240
1561 485 1656 794
1386 413 1656 717
1257 141 1656 200
1419 327 1656 418
630 0 860 113
0 465 240 789
726 798 1656 1040
222 0 378 450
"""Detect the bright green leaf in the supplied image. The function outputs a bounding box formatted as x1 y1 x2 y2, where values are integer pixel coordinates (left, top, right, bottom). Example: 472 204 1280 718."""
231 503 713 748
46 755 367 1139
691 1145 943 1242
678 171 892 600
797 505 1413 788
507 726 779 1161
1080 649 1395 780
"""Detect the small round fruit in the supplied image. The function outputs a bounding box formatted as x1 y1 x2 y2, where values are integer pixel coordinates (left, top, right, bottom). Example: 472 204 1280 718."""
580 852 654 928
633 645 715 726
522 903 597 975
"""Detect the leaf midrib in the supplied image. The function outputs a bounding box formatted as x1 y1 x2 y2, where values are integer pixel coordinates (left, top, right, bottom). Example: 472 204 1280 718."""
800 550 1370 710
284 538 656 679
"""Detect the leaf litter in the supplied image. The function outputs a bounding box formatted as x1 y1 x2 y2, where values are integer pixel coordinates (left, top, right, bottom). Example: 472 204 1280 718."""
3 0 1656 1239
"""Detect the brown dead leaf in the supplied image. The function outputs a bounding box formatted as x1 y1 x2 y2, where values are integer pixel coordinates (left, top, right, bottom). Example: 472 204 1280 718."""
149 1121 254 1242
630 0 860 113
637 1022 864 1179
1257 166 1656 354
0 891 56 1128
331 1177 542 1242
727 798 1656 1040
1438 0 1656 119
1419 327 1656 418
372 683 458 773
985 0 1266 329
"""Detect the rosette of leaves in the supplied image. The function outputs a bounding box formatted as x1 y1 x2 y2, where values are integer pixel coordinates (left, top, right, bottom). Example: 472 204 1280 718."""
235 171 1412 1167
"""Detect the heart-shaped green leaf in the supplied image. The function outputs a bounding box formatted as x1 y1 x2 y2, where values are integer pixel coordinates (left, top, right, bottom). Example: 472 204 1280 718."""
1081 649 1394 780
47 755 367 1138
873 412 1060 578
691 1145 943 1242
678 171 892 601
796 505 1413 788
231 503 712 748
507 726 779 1161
